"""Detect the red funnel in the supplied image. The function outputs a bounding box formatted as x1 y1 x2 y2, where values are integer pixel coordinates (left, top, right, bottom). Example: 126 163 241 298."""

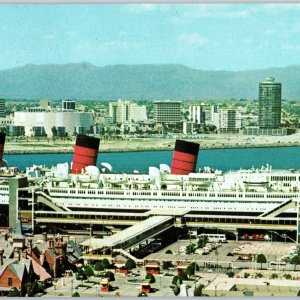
71 135 100 174
171 140 199 175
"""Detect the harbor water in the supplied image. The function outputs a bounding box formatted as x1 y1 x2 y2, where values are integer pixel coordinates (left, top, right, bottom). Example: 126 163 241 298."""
6 146 300 173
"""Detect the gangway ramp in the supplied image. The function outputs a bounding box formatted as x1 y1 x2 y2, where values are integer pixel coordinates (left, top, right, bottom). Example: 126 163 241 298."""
81 215 173 253
260 199 296 218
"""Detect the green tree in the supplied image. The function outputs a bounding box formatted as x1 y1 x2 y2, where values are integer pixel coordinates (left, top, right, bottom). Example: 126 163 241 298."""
104 271 115 281
256 254 267 269
84 266 94 278
138 291 148 297
165 249 173 254
255 272 263 279
95 261 104 272
25 281 39 297
173 286 180 296
180 270 189 281
145 273 156 283
102 258 111 269
76 269 87 281
283 273 292 280
172 275 183 286
270 273 278 279
37 282 45 293
194 284 205 296
226 271 235 278
162 261 174 270
290 255 300 271
125 258 136 270
8 287 20 297
186 262 199 276
198 236 207 248
186 244 195 254
72 292 80 297
243 272 250 279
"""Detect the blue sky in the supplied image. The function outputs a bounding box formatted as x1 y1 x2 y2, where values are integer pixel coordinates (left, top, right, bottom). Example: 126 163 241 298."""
1 4 300 71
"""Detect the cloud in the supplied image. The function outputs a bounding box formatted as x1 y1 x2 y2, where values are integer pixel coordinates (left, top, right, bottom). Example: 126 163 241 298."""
172 5 250 23
124 4 170 14
178 33 207 46
103 40 144 49
257 3 300 13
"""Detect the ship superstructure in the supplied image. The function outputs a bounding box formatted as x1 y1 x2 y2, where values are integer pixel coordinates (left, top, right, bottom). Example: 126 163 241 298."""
0 137 299 242
35 163 300 216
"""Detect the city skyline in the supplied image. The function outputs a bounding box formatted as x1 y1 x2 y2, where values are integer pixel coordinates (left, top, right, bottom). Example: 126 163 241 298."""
1 4 300 71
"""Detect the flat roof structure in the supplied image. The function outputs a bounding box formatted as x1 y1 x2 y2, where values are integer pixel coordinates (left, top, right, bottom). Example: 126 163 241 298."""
81 216 173 250
203 277 300 297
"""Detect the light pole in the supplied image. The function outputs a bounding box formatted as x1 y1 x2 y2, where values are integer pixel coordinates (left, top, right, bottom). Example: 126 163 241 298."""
215 250 219 274
53 280 57 297
69 271 74 297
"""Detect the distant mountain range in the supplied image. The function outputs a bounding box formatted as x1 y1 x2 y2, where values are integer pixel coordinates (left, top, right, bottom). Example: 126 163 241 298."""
0 62 300 100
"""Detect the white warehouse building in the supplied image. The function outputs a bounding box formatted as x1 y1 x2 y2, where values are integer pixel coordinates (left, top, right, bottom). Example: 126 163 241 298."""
14 111 93 137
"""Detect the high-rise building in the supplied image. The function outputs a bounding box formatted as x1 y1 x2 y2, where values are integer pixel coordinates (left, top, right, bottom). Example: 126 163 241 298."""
258 77 281 129
188 105 205 124
153 100 181 124
0 99 5 118
219 109 241 134
109 100 147 124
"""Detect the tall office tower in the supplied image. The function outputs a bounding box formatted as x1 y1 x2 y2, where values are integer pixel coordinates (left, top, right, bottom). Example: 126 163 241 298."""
219 109 241 134
109 99 130 124
153 100 181 124
62 100 76 111
258 77 282 129
188 105 205 124
109 100 146 124
0 99 5 118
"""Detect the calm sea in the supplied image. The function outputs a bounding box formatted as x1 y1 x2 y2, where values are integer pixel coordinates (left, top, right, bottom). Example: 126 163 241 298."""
5 146 300 173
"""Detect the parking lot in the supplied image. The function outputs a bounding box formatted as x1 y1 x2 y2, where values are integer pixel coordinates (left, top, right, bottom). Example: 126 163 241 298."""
145 239 298 270
41 239 299 297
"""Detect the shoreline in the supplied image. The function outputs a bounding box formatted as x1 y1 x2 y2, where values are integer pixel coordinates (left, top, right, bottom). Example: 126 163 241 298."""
3 141 300 155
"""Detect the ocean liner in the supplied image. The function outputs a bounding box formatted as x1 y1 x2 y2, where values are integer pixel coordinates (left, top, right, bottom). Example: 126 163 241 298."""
1 134 300 239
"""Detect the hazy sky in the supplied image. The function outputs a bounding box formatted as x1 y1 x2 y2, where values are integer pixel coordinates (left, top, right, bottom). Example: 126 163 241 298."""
1 4 300 71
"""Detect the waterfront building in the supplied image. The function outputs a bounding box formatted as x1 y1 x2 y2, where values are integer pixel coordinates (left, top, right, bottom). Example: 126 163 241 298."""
258 77 282 129
109 100 147 124
243 126 294 136
219 108 241 133
14 110 93 137
153 100 181 124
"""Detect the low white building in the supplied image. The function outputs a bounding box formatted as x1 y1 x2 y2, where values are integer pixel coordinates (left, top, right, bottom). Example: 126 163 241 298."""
14 111 93 137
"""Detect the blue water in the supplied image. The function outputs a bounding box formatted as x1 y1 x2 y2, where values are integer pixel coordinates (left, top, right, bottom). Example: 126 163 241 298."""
5 146 300 173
